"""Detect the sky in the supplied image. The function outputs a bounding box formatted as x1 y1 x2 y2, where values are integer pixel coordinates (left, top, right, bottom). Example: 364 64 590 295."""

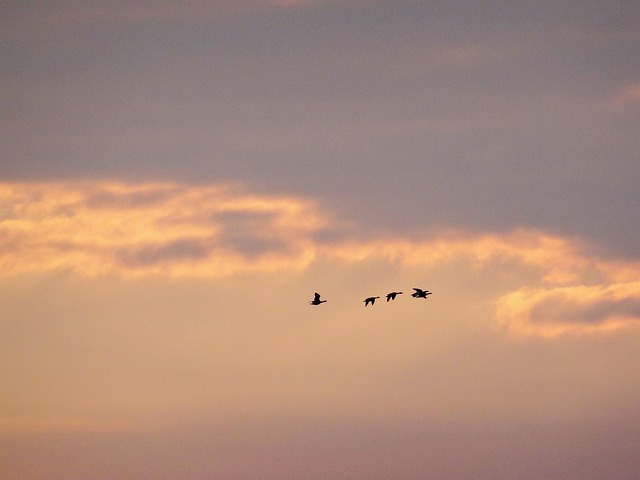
1 1 639 478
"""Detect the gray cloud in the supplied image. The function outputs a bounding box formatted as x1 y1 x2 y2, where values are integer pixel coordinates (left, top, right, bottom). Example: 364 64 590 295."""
530 292 640 326
85 187 180 210
2 1 638 259
212 210 295 258
116 238 211 267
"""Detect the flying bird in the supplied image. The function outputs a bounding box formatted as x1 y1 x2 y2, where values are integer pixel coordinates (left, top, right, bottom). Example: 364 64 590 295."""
309 292 327 305
411 288 432 299
364 296 380 306
386 291 403 301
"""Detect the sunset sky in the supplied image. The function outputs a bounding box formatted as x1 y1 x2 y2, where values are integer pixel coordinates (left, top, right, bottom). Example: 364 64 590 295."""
1 1 640 479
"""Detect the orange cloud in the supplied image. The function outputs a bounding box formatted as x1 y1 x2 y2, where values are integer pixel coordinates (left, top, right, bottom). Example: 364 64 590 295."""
320 228 621 285
318 231 640 337
0 181 326 277
496 282 640 338
2 180 639 337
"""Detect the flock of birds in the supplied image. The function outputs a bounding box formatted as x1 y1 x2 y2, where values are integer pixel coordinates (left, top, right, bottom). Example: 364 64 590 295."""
309 288 432 306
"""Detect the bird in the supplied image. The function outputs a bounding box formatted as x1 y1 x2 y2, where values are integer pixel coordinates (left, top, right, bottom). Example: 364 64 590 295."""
309 292 327 305
411 288 432 299
364 296 380 306
386 291 403 301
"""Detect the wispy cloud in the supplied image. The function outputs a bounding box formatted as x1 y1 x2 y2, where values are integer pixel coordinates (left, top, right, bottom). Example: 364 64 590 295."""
319 230 640 337
0 181 327 277
496 283 640 338
2 181 639 337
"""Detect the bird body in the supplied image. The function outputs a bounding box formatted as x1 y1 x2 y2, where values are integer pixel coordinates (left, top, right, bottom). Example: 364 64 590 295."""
411 288 432 299
309 292 327 305
386 291 403 301
364 296 380 306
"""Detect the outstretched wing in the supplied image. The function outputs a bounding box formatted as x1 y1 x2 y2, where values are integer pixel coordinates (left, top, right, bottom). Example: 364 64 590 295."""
313 292 321 302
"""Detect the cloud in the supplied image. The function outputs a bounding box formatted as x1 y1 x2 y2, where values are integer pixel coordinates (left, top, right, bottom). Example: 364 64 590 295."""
496 283 640 338
116 238 211 267
1 180 639 337
0 181 326 277
319 231 640 337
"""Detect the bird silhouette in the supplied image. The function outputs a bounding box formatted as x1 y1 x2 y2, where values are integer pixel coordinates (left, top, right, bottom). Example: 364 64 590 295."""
386 291 403 301
309 292 327 305
411 288 432 299
364 296 380 306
